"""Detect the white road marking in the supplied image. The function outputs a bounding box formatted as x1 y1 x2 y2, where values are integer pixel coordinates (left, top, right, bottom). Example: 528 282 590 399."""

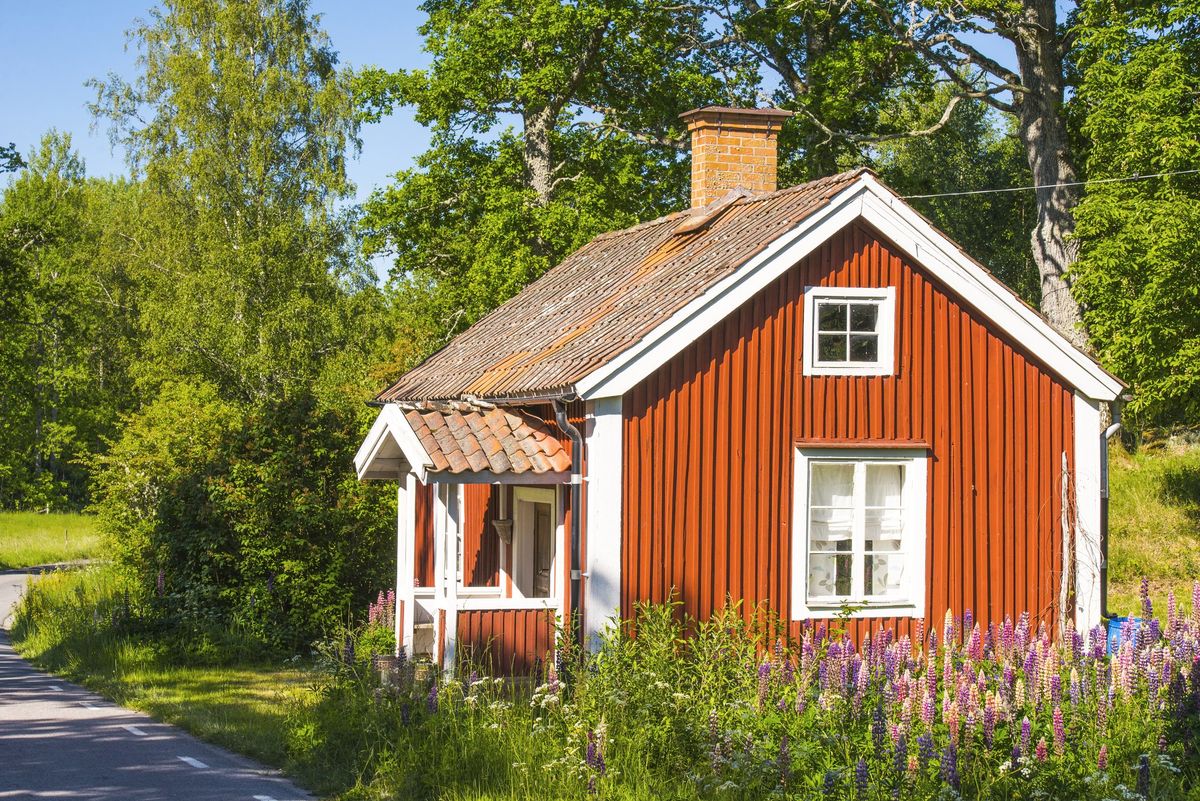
253 796 278 801
49 685 64 692
121 724 148 736
177 756 209 769
80 702 102 710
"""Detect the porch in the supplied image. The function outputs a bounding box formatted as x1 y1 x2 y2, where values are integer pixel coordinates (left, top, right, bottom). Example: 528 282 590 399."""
355 400 578 675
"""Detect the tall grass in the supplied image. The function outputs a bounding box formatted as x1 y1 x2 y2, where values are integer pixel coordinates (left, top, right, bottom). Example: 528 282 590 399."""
0 511 101 569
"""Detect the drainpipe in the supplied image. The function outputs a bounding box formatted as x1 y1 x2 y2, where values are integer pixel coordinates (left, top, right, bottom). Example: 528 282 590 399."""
1099 400 1125 619
553 398 584 648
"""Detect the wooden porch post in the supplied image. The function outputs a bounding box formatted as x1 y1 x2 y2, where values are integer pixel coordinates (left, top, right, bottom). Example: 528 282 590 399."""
396 471 418 658
432 481 462 674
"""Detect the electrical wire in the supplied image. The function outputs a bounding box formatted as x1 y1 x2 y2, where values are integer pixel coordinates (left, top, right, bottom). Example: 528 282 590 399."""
899 168 1200 199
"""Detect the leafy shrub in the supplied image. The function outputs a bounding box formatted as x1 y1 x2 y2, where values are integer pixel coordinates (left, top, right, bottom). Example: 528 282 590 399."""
292 590 1200 800
91 381 394 650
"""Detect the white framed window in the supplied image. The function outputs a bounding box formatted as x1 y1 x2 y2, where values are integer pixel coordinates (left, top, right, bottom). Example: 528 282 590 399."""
802 286 896 376
791 448 927 618
511 486 559 599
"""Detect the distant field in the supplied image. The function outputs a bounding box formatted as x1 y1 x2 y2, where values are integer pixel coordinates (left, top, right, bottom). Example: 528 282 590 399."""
1107 439 1200 616
0 512 101 569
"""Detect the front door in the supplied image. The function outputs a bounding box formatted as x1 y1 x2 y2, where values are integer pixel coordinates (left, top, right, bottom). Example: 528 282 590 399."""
513 487 557 599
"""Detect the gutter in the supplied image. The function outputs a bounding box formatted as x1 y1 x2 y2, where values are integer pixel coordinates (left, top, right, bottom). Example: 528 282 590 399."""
553 398 585 649
1099 399 1126 620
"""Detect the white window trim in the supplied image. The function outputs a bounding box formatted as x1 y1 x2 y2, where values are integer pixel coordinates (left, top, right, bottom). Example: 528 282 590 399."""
802 286 896 377
511 486 561 601
791 447 927 619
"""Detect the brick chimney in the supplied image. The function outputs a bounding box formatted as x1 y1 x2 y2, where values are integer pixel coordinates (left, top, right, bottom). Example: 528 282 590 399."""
681 106 793 208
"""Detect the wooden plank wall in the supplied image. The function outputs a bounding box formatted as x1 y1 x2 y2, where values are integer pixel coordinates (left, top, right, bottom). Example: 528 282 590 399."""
457 609 557 676
414 481 435 588
463 485 500 587
621 221 1076 643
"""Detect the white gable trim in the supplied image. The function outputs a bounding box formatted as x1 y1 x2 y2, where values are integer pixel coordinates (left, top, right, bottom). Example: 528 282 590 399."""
354 404 434 482
575 175 1121 403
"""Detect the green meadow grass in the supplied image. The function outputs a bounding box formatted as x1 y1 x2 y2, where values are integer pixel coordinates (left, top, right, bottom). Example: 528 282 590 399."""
0 512 101 569
1107 439 1200 616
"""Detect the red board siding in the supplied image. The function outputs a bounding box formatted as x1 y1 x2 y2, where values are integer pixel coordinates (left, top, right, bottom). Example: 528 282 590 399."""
457 609 556 676
463 485 500 587
414 481 435 589
621 221 1076 641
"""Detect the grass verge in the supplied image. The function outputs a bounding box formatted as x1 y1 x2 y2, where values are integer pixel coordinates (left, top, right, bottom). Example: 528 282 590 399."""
0 512 101 569
10 566 314 773
1107 440 1200 615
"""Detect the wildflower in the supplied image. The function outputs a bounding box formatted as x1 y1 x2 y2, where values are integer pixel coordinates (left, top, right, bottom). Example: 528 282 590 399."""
342 636 355 665
983 692 997 747
1137 754 1151 797
917 733 935 767
940 745 959 790
400 702 410 725
156 570 165 597
1140 577 1153 619
1097 744 1108 771
1052 706 1065 756
758 661 771 709
1020 717 1032 760
1097 689 1108 733
426 682 438 714
920 692 935 728
1035 737 1048 763
822 769 838 798
872 702 886 751
855 758 869 797
894 733 908 776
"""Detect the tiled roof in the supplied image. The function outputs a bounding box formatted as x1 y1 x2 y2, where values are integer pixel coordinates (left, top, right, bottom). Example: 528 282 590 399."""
402 401 571 477
377 169 869 402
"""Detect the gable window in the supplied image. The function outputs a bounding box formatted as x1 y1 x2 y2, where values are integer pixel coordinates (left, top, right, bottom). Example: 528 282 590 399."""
802 287 896 376
792 448 926 618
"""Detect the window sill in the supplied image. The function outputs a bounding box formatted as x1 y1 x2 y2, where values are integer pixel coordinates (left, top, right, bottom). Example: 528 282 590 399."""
793 601 922 620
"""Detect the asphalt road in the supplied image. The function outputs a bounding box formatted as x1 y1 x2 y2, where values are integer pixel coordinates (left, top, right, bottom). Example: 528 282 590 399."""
0 568 314 801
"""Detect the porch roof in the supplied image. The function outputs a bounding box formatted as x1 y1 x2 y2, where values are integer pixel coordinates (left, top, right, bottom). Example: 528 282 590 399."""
354 400 571 484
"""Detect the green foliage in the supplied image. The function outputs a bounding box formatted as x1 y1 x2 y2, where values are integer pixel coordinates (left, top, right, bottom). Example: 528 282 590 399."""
91 383 395 648
0 133 140 509
89 0 369 403
1071 0 1200 425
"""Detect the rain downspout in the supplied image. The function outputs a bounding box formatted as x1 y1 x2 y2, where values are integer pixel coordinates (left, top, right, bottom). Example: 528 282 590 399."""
1100 400 1124 619
553 398 584 648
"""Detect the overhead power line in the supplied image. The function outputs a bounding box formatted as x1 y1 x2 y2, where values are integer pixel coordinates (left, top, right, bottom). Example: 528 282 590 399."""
898 168 1200 200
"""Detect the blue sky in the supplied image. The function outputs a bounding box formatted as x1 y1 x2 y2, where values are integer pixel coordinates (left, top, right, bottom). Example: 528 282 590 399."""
1 1 434 205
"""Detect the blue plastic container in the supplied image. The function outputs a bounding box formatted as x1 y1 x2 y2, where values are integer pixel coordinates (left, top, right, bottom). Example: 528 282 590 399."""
1107 615 1143 655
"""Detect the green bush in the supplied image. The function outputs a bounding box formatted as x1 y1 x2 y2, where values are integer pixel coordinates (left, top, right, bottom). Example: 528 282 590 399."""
90 381 395 650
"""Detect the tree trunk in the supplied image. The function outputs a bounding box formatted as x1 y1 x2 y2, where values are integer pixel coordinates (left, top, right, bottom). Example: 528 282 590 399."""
1013 0 1089 350
523 106 556 207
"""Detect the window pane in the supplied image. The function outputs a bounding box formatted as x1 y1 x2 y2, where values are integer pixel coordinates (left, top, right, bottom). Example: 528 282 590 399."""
865 515 904 549
810 464 854 507
810 551 853 598
866 553 906 597
866 464 904 507
850 303 878 332
817 302 847 332
848 334 878 362
818 334 847 362
810 510 854 547
533 502 554 598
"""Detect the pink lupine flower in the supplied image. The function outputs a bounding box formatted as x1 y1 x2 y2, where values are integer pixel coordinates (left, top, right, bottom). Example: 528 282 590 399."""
921 691 936 728
1052 706 1065 756
1191 581 1200 630
1098 744 1109 771
1035 737 1048 762
945 701 960 748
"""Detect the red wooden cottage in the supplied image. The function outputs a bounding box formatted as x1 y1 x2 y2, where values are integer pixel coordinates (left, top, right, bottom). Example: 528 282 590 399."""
355 106 1125 674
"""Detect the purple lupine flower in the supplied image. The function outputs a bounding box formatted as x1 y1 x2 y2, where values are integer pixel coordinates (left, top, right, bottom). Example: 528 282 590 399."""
1052 706 1065 756
156 570 165 597
1141 577 1153 619
1097 688 1108 733
782 658 794 686
1137 754 1151 796
342 636 355 665
400 702 411 725
921 693 935 728
983 693 997 746
585 730 607 776
758 661 771 709
917 733 935 766
1016 612 1031 653
872 702 887 751
426 682 439 714
1097 744 1108 772
822 769 838 798
963 609 973 641
1192 581 1200 630
1002 617 1015 654
1050 673 1062 705
1035 737 1048 763
1020 717 1032 759
894 733 908 775
940 745 959 790
855 758 869 797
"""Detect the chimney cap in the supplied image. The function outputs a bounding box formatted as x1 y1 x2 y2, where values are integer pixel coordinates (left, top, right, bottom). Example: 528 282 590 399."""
679 105 794 122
